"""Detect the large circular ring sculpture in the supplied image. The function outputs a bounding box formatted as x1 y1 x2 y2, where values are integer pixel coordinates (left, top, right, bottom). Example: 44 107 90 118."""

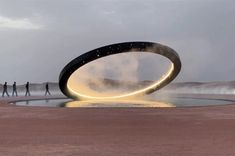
59 42 181 100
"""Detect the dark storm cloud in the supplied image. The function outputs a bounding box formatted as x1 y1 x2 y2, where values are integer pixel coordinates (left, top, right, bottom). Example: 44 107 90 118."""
0 0 234 83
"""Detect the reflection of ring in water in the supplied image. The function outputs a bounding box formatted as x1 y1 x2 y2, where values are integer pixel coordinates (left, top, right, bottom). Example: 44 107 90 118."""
64 100 175 108
59 42 181 100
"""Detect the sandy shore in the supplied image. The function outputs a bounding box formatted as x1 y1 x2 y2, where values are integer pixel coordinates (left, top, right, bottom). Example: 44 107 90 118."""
0 97 235 155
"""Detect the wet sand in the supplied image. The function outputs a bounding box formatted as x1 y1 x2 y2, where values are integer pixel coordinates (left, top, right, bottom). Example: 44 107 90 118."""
0 98 235 155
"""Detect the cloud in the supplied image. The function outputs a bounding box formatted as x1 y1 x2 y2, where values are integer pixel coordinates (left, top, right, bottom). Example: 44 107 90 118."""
0 0 235 83
0 15 42 30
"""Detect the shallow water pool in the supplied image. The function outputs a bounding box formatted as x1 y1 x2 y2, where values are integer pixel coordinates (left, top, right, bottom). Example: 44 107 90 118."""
13 97 234 107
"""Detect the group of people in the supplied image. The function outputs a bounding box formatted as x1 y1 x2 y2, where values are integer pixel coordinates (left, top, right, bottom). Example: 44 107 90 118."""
2 82 51 97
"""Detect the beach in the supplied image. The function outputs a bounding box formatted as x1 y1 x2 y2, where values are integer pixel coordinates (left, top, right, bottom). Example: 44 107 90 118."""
0 98 235 155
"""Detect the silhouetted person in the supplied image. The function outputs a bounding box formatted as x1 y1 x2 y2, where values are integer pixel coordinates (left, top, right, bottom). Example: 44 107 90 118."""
2 82 9 97
45 82 51 96
12 82 18 97
25 82 30 96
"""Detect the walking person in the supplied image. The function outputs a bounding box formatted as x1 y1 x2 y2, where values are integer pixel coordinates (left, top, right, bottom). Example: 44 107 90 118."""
25 82 30 96
2 82 9 97
12 82 18 97
45 82 51 96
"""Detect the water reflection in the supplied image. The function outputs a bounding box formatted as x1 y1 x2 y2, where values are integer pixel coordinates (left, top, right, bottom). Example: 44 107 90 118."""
64 100 174 108
13 97 234 107
15 99 71 107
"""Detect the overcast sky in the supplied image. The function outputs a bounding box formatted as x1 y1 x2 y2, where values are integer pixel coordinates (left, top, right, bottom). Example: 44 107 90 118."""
0 0 234 84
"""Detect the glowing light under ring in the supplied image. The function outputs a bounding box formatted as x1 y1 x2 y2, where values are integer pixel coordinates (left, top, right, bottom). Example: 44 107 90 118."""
59 42 181 100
